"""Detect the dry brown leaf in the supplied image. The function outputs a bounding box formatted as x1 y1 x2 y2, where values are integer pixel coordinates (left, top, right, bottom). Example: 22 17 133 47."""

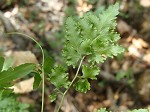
140 0 150 7
11 51 38 67
12 77 34 94
132 38 149 49
111 61 119 71
117 20 131 35
128 45 141 57
76 0 92 16
6 51 39 93
143 53 150 64
122 61 130 71
37 0 63 12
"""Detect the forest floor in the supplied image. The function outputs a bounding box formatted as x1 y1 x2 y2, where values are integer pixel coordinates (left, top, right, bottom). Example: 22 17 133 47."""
0 0 150 112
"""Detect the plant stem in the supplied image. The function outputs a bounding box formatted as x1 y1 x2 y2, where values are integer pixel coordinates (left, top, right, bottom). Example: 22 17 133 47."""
56 56 85 112
6 32 45 112
41 68 45 112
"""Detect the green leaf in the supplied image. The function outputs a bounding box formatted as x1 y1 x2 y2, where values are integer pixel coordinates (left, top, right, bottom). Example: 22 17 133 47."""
97 108 111 112
63 17 83 67
107 45 125 58
0 88 13 100
0 57 4 72
0 63 36 85
44 57 54 74
48 65 70 89
63 3 124 67
63 46 81 68
82 65 100 80
0 83 12 87
99 3 119 30
74 79 90 93
33 72 42 89
2 57 13 71
49 94 57 102
80 39 92 55
95 6 105 16
89 53 106 64
0 97 29 112
128 109 148 112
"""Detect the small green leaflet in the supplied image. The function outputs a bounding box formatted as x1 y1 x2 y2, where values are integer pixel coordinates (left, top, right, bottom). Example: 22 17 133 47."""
48 65 70 89
74 79 90 93
97 108 111 112
0 57 4 72
44 57 54 74
82 65 100 80
2 57 13 71
74 65 100 93
0 63 36 85
33 72 42 89
49 94 57 102
0 57 14 72
98 3 119 30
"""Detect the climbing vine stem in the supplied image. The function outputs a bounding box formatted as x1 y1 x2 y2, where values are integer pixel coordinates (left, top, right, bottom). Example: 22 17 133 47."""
56 56 85 112
6 32 45 112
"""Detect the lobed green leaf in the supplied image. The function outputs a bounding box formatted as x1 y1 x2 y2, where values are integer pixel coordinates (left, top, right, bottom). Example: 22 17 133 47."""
74 79 90 93
48 65 70 89
98 3 119 30
49 94 57 102
82 65 100 80
63 3 124 66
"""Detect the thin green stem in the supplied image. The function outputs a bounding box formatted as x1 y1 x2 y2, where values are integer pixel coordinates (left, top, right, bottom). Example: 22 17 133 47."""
56 56 85 112
6 32 45 112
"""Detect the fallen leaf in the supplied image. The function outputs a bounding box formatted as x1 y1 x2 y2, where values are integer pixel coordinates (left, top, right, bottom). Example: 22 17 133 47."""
132 38 149 49
11 51 38 67
140 0 150 7
143 53 150 64
128 45 141 57
117 20 131 35
6 51 39 93
12 77 34 93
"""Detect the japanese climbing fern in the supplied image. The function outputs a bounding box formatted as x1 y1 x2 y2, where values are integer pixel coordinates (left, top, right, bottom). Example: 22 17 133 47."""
0 3 126 112
47 3 125 111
